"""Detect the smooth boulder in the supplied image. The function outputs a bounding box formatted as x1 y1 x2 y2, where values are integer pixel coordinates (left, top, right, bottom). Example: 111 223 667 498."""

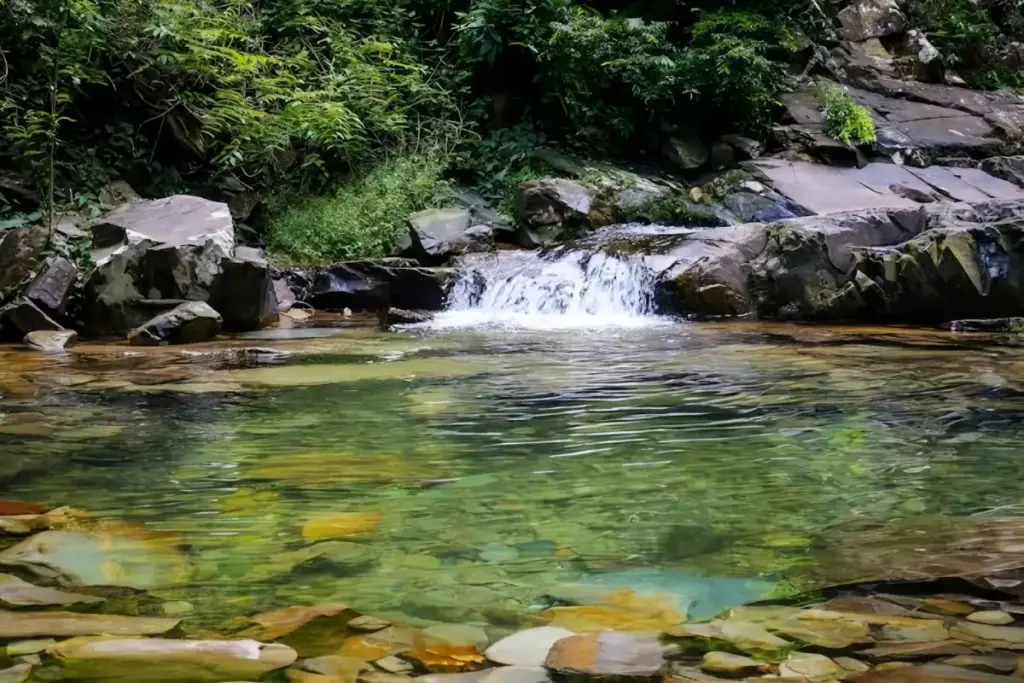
50 636 297 682
485 627 576 667
128 301 222 346
24 330 77 353
403 208 491 264
544 633 664 681
0 611 179 638
0 574 102 608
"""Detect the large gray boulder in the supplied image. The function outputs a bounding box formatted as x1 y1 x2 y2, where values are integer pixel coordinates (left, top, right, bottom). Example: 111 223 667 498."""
838 0 907 42
518 178 608 247
83 239 226 337
91 195 234 260
401 207 491 264
210 248 279 331
128 301 222 346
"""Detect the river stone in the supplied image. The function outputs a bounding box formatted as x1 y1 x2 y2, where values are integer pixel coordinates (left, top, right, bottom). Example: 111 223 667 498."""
128 301 222 345
666 620 791 656
778 652 845 680
416 672 491 683
699 651 766 677
950 318 1024 333
404 208 486 263
663 135 709 171
941 655 1018 675
0 611 179 638
480 667 551 683
376 656 414 675
860 640 978 661
950 622 1024 649
544 633 664 681
6 638 56 656
880 619 949 641
50 636 297 682
835 657 870 673
967 611 1014 626
423 624 489 650
241 603 355 642
301 654 372 679
486 627 575 667
852 663 1017 682
24 330 77 353
349 616 391 633
91 195 235 255
0 574 102 608
0 664 31 683
0 530 194 590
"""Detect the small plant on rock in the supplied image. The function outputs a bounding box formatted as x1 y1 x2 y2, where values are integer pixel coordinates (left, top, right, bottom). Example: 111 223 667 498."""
818 86 876 146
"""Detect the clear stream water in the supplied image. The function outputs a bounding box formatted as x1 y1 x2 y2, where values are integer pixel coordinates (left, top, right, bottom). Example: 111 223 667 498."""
2 249 1024 630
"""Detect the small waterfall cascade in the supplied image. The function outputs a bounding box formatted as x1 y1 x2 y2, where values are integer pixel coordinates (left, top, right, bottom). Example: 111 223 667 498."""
435 249 661 327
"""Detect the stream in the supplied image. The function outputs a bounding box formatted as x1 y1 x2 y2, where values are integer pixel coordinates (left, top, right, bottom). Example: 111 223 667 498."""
3 249 1024 632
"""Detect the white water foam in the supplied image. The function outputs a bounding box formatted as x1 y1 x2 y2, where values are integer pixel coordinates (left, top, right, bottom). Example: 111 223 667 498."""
428 250 664 329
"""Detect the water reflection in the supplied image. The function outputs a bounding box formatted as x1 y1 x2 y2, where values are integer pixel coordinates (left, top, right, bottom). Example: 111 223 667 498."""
2 323 1024 629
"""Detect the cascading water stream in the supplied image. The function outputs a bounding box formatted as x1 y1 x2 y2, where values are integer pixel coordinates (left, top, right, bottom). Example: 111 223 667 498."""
430 249 663 328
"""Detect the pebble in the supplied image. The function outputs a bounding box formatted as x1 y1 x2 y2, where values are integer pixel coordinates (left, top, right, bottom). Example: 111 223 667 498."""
700 651 767 677
485 627 575 667
967 611 1015 626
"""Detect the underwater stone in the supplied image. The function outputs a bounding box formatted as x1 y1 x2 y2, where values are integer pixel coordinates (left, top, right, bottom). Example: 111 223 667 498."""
545 633 664 681
486 627 575 667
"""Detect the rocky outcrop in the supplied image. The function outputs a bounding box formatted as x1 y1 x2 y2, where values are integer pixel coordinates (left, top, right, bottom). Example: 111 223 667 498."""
298 259 454 313
398 208 492 264
90 195 235 260
838 0 906 42
579 198 1024 324
128 301 222 346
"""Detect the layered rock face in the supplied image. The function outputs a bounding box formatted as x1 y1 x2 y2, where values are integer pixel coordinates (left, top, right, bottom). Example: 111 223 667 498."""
575 199 1024 324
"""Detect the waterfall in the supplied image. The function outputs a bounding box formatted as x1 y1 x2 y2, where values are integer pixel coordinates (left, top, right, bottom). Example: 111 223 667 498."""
431 249 662 328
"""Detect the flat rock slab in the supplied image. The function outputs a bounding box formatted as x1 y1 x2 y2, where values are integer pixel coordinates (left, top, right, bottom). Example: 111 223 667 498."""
92 195 234 255
0 610 179 638
545 633 664 680
0 574 102 608
754 161 1024 216
51 636 297 682
852 663 1017 682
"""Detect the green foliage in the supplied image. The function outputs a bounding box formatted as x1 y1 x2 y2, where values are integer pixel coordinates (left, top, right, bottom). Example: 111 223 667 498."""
456 0 571 65
818 86 876 146
459 125 546 217
911 0 1021 88
266 152 453 264
622 191 723 227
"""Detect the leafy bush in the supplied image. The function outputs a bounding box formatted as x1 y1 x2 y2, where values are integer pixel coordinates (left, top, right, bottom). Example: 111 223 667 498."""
266 152 453 264
458 125 546 217
818 86 876 145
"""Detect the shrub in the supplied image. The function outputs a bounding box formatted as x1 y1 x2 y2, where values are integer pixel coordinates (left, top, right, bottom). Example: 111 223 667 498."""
266 153 453 264
818 86 876 145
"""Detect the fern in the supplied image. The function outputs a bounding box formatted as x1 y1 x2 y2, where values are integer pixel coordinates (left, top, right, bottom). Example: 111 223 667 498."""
818 85 877 146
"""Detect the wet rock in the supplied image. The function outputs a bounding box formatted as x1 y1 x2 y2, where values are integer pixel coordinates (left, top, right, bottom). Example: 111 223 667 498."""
0 611 179 638
91 195 235 256
241 603 355 642
128 301 222 345
544 632 664 681
210 249 279 332
0 502 46 516
879 619 949 641
384 308 434 327
967 611 1014 626
0 529 193 590
0 664 30 683
835 658 870 674
0 574 102 608
899 30 943 83
0 225 48 298
0 299 64 338
349 616 391 633
838 0 906 41
725 606 873 650
723 192 777 223
517 179 605 246
304 260 451 312
340 626 421 661
23 256 77 313
5 639 56 656
481 667 551 683
288 542 379 576
423 624 489 650
301 654 372 680
376 656 414 675
51 636 297 682
24 330 77 353
416 671 491 683
663 135 709 171
851 663 1015 682
941 655 1018 675
778 652 845 681
699 651 767 677
403 208 490 264
860 640 978 661
159 601 195 618
720 135 764 161
950 622 1024 649
360 673 413 683
665 620 792 657
485 627 576 667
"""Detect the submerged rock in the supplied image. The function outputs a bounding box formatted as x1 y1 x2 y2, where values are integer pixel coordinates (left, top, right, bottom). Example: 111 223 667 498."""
0 611 179 638
128 301 222 346
383 308 434 327
949 318 1024 333
0 574 103 608
50 636 296 682
0 530 193 590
